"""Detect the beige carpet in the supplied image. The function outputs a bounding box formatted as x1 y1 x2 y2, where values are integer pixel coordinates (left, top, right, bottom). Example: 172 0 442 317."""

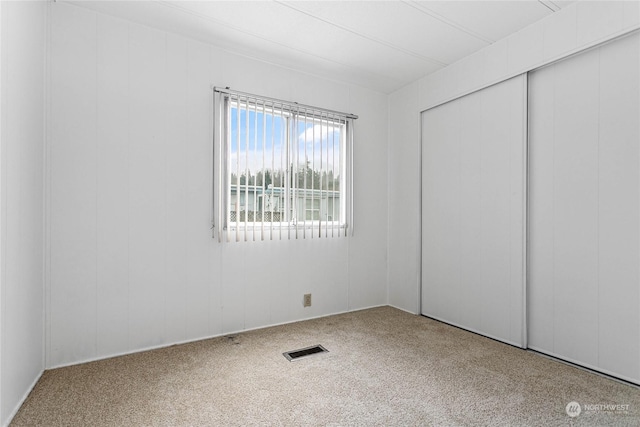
11 306 640 426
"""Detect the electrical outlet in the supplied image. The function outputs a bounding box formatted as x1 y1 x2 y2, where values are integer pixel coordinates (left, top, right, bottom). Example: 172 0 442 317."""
303 293 312 307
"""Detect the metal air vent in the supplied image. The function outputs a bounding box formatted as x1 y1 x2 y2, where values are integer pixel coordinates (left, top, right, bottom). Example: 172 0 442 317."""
283 345 328 361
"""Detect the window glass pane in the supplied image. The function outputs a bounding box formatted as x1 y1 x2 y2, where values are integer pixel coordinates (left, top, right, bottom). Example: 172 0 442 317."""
225 98 346 233
296 116 343 226
295 118 342 191
229 103 287 224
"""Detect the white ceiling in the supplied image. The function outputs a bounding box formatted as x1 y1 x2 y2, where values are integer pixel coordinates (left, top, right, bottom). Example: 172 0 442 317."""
68 0 574 93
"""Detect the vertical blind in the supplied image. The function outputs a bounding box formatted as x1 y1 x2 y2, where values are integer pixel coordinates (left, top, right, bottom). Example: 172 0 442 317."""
212 87 357 242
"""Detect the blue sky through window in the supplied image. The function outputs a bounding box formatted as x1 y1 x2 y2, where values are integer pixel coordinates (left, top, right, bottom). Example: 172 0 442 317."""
230 105 342 177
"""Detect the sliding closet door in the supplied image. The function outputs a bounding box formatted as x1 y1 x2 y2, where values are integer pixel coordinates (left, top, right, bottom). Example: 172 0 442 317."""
421 75 527 347
528 32 640 384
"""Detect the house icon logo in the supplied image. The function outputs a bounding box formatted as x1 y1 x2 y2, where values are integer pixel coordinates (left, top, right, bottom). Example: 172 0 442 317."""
566 401 581 417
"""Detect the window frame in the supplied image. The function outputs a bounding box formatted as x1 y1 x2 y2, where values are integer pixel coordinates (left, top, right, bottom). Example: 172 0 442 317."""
212 87 356 242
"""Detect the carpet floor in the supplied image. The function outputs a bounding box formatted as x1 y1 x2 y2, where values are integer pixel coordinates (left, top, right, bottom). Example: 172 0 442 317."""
11 306 640 426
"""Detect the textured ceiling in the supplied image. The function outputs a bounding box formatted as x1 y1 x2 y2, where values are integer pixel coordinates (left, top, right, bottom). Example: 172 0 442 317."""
67 1 574 93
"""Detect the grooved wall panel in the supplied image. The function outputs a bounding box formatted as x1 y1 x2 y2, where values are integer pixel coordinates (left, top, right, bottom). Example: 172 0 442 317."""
164 33 189 344
128 23 167 349
50 4 98 364
0 2 46 424
96 14 129 357
47 1 388 368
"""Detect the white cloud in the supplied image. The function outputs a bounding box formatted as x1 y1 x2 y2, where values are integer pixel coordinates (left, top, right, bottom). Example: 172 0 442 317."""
298 124 340 144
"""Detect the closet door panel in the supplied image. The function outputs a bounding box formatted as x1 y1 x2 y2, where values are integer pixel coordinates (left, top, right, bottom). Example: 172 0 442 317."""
421 101 461 322
421 75 526 347
457 94 483 329
480 82 514 341
597 33 639 380
552 48 600 367
529 32 640 383
527 67 555 352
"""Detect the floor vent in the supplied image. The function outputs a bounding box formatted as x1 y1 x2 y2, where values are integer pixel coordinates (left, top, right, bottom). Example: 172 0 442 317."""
283 345 328 361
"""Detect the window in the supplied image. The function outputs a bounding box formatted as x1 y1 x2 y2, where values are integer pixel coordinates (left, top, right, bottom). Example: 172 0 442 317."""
212 88 356 242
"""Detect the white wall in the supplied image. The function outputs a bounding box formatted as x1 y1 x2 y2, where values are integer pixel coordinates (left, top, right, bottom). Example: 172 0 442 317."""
387 0 640 314
0 1 47 425
387 82 419 313
47 2 388 368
